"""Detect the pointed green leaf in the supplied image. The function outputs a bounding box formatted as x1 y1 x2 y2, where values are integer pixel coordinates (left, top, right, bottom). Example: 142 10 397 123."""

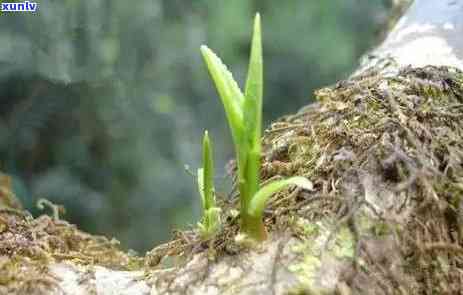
248 177 313 217
202 131 214 210
244 13 263 148
197 132 221 239
241 13 263 205
200 46 245 146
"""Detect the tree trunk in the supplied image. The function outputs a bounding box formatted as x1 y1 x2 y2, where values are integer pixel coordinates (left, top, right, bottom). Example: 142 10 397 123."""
2 1 463 294
360 0 463 71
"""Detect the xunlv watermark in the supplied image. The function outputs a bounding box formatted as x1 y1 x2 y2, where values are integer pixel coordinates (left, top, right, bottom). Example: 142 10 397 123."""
1 1 38 12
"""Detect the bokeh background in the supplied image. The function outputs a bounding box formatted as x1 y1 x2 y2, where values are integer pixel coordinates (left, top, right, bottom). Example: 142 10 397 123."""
0 0 393 252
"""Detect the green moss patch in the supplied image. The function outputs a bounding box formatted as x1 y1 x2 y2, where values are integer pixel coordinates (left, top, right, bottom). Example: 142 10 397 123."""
0 206 143 293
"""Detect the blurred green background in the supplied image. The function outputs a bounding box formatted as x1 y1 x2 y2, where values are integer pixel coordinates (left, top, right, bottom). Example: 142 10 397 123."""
0 0 392 252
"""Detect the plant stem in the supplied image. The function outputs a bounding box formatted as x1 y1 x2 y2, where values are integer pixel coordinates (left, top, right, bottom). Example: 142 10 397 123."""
240 149 264 239
240 210 267 241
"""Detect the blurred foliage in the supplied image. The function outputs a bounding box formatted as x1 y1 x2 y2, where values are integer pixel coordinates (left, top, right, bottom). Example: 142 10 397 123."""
0 0 390 251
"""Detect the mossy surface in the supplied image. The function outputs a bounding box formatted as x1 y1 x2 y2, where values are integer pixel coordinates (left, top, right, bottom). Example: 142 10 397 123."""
266 65 463 293
1 64 463 294
148 64 463 293
0 206 143 293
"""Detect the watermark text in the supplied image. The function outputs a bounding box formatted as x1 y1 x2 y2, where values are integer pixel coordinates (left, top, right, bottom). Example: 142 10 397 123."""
1 1 38 12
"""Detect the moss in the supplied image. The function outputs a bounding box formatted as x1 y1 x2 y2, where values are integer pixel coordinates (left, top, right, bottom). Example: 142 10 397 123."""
2 63 463 293
260 65 463 293
73 64 463 293
0 203 143 293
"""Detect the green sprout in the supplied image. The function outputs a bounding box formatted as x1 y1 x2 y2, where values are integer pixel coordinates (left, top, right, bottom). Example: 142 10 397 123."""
197 131 221 239
200 13 313 241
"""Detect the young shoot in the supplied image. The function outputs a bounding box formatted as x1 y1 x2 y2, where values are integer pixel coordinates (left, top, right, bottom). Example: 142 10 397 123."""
197 131 221 239
201 13 313 241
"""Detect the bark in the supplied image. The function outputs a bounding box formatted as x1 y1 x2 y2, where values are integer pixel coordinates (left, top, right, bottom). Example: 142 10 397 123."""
2 1 463 294
358 0 463 72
